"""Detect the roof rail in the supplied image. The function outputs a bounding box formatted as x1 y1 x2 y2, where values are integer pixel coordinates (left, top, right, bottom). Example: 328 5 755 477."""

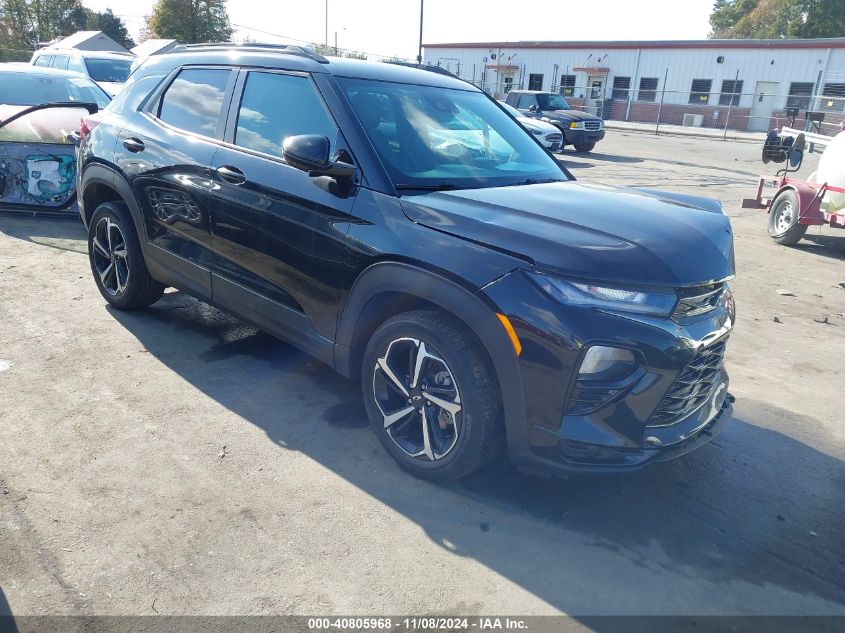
168 42 329 63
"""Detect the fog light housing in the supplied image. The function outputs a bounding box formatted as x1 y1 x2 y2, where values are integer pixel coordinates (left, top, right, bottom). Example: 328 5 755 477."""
578 346 637 381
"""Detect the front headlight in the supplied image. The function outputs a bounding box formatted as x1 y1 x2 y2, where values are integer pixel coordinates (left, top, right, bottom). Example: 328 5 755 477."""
569 121 585 129
530 273 677 316
530 128 543 136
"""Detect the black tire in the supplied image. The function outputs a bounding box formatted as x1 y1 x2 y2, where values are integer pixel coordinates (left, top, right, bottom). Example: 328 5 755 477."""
88 201 164 309
361 309 502 481
574 142 596 153
768 190 808 246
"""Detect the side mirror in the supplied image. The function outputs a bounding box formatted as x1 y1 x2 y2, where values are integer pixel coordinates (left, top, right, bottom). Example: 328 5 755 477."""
283 134 355 179
528 104 538 112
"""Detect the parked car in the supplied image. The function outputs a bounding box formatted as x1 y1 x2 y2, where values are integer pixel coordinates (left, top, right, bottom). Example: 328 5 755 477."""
78 44 735 481
30 48 134 96
505 90 605 153
500 102 563 152
0 64 109 214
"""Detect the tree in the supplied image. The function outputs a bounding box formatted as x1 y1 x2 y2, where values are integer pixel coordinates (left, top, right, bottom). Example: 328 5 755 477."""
0 0 87 50
710 0 845 39
147 0 233 43
86 8 134 49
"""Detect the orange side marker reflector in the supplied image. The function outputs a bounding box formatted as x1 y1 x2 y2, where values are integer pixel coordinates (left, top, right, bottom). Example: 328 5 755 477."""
496 313 522 357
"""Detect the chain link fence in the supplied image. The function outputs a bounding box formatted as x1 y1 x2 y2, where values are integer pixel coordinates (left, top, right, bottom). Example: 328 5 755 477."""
0 48 34 63
437 62 845 138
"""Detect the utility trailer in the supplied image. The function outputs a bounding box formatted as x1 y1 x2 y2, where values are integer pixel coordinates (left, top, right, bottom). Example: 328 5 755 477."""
742 122 845 246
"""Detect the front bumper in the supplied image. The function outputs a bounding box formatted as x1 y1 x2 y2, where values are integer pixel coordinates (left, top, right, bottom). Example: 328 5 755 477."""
563 127 606 146
481 270 734 475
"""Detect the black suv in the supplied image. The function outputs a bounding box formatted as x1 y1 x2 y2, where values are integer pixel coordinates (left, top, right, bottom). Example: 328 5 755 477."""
505 90 605 152
78 44 735 480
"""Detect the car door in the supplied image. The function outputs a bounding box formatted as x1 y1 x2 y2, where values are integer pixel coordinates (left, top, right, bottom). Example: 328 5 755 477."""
113 66 236 299
208 69 357 361
517 93 538 116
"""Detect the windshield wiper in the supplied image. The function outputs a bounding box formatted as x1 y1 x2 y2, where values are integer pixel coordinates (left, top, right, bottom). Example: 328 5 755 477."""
394 182 460 192
511 177 564 187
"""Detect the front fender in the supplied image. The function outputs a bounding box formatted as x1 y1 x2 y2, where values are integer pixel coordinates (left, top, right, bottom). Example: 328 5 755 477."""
334 261 528 426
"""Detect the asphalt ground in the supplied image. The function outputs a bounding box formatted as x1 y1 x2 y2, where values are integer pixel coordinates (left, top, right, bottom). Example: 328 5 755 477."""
1 131 843 618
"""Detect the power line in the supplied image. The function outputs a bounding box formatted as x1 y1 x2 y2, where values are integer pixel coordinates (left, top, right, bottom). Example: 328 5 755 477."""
230 22 411 60
105 13 413 61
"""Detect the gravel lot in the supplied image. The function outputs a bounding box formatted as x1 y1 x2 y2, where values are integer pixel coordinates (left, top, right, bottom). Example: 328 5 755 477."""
1 131 843 617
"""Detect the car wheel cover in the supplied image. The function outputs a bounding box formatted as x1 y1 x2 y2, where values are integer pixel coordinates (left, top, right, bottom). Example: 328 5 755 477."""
372 337 462 461
92 217 130 296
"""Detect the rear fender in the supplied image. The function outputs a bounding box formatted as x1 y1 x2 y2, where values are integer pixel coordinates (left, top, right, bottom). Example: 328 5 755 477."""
773 184 825 224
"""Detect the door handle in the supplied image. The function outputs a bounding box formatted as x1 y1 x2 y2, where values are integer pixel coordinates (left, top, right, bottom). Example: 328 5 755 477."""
216 165 247 185
122 137 145 153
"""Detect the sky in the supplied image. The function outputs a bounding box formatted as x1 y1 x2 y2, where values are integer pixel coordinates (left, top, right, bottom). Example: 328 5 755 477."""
82 0 716 59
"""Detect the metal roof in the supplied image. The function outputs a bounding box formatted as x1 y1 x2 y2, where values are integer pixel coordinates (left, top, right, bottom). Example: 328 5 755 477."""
424 38 845 50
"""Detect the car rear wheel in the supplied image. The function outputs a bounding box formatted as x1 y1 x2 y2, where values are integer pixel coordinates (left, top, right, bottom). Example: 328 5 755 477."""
768 190 808 246
361 309 502 481
88 201 164 309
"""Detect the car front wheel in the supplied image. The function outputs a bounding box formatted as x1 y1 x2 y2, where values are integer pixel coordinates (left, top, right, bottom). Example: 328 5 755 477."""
361 309 502 481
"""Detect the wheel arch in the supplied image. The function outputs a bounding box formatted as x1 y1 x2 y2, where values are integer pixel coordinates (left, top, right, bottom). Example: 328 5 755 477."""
80 164 146 240
334 261 528 423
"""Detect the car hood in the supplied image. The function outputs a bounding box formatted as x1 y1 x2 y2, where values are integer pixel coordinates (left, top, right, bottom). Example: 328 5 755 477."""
519 116 559 133
400 181 735 287
541 110 601 122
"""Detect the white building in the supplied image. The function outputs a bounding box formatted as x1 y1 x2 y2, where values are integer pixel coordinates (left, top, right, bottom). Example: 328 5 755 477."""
47 30 131 55
423 38 845 133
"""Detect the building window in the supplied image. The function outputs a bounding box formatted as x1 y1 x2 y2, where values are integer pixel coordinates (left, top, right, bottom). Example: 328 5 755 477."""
820 83 845 112
689 79 712 105
719 79 743 106
528 74 544 91
786 82 814 110
559 74 575 96
611 76 630 100
638 77 658 102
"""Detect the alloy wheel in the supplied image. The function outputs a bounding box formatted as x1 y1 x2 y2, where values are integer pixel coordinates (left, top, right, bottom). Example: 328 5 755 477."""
91 217 130 296
372 337 462 461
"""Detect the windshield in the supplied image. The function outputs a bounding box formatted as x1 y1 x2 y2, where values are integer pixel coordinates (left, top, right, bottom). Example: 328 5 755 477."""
339 78 565 191
0 73 110 108
84 58 132 83
537 93 572 111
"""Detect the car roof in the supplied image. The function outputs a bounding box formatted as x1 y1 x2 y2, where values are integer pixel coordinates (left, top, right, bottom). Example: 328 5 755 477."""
137 45 477 91
34 48 134 59
0 63 94 78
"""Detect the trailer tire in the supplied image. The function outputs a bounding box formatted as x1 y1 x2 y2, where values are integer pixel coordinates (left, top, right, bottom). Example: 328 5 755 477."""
768 190 808 246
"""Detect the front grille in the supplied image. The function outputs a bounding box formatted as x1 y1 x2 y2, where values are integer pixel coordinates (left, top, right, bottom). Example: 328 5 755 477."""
673 283 725 319
546 133 563 142
584 120 602 131
649 339 728 426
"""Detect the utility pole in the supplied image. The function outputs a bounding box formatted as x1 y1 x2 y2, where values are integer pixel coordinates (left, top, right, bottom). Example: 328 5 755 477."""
417 0 424 64
325 0 329 50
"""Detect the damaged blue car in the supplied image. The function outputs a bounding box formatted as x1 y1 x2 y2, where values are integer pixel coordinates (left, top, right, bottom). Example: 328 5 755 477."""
0 64 109 215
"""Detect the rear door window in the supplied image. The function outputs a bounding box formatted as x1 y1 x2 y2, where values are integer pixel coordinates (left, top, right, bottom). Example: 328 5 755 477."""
51 55 69 70
67 56 86 74
233 71 338 158
158 68 231 138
